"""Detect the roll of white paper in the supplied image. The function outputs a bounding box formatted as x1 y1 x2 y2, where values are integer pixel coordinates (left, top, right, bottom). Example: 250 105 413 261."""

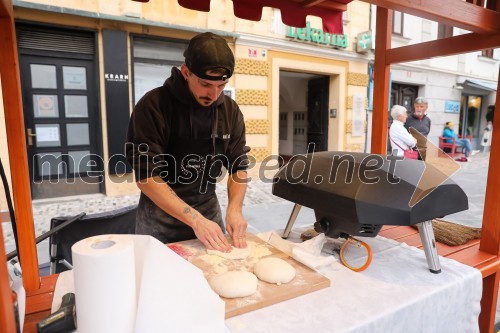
72 235 137 333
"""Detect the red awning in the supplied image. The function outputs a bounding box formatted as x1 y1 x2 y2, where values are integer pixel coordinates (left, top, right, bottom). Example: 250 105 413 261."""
133 0 352 34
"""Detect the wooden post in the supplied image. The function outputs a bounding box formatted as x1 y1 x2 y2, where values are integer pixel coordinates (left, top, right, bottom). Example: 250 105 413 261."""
480 67 500 256
477 66 500 333
479 273 500 333
0 0 40 291
370 7 392 154
0 226 16 332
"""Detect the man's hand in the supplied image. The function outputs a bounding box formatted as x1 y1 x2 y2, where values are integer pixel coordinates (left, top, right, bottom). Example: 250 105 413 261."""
226 211 248 248
193 218 231 252
226 170 248 248
137 178 232 251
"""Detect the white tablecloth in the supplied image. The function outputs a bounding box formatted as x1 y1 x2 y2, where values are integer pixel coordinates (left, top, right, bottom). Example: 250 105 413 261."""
52 231 482 333
225 233 482 333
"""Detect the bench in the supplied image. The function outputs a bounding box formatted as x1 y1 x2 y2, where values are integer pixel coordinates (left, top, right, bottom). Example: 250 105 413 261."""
438 135 472 158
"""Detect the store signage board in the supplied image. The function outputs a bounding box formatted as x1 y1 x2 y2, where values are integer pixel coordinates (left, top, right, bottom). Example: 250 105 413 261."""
356 31 373 53
286 22 348 49
445 100 460 113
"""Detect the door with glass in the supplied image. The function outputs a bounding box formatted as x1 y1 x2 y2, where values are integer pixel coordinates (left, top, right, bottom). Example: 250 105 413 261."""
307 76 329 152
20 55 102 199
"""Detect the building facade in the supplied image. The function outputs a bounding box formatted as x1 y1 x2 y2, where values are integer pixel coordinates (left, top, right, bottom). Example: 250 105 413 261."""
0 0 372 206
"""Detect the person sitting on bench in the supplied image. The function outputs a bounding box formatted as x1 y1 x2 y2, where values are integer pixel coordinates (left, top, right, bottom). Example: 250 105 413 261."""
443 121 472 161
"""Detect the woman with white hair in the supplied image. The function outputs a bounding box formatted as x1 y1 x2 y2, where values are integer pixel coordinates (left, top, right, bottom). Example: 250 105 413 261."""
389 105 417 157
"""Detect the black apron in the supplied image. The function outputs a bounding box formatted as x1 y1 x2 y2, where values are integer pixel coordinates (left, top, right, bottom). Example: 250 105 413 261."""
136 107 226 244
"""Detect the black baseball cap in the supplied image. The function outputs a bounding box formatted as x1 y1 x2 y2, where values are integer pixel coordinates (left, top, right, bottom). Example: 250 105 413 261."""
184 32 235 81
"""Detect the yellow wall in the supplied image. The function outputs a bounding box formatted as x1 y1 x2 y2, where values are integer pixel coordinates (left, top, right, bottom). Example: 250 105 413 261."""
345 2 372 48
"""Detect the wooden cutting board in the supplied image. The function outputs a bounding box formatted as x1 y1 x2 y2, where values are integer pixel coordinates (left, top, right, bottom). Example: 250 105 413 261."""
169 233 330 318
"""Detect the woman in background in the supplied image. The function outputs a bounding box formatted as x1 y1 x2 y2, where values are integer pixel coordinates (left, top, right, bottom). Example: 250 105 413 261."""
442 121 473 161
389 105 417 157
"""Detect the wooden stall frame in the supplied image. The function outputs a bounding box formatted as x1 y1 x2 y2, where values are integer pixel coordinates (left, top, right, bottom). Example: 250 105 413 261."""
0 0 39 292
0 0 499 332
370 3 500 332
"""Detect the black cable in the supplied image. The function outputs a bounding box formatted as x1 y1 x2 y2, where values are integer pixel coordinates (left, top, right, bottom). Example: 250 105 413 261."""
0 158 19 260
6 212 86 261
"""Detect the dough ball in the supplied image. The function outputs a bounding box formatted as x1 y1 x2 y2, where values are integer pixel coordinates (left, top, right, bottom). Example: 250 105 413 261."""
254 257 296 284
209 271 258 298
207 245 251 260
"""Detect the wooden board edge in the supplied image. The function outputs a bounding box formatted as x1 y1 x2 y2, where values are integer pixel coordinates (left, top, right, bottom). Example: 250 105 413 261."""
225 276 330 319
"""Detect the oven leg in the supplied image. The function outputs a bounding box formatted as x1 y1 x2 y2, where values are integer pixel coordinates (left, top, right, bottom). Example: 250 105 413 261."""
417 220 441 273
282 204 302 239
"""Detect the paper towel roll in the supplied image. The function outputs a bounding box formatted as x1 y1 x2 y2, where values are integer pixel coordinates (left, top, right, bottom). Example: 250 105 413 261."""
72 235 137 333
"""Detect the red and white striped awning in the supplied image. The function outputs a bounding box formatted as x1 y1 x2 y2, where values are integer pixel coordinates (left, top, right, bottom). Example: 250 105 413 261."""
133 0 352 33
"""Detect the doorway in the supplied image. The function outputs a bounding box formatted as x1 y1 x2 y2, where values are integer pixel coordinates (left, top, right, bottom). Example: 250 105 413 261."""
278 71 329 162
390 83 418 114
307 77 329 152
459 95 483 148
388 83 419 153
18 25 102 199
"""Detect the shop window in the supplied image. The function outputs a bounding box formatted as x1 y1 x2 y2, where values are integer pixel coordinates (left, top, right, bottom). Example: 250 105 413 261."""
132 37 188 104
459 95 482 138
392 11 404 35
437 23 453 39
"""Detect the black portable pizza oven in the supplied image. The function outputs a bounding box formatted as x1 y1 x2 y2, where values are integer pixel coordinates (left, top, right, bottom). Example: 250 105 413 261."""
272 151 469 273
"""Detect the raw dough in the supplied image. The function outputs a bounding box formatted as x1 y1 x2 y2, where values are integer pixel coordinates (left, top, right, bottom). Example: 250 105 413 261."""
209 271 258 298
207 245 251 260
254 257 296 284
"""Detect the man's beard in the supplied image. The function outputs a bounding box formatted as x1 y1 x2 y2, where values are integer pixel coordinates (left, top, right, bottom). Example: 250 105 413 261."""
199 97 213 105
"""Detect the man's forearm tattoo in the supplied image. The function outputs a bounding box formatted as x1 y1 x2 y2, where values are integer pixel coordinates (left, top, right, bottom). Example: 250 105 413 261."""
183 206 198 220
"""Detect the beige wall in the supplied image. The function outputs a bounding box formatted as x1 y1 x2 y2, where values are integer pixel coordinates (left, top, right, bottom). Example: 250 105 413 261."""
345 82 369 152
233 44 270 161
345 2 372 50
